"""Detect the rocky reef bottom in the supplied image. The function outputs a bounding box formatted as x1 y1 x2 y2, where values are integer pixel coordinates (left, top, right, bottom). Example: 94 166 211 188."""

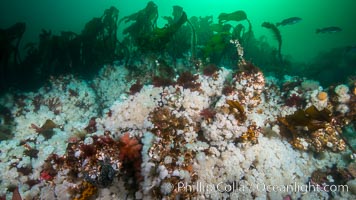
0 58 356 200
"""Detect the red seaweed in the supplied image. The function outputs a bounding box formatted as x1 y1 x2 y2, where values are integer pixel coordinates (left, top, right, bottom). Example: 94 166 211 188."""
129 80 143 95
176 71 201 90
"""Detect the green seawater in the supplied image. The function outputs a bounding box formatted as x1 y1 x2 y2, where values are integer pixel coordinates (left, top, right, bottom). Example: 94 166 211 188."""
1 0 355 89
1 1 356 199
1 0 355 62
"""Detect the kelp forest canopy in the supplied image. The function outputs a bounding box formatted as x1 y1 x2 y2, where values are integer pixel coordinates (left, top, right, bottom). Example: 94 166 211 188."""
1 1 355 94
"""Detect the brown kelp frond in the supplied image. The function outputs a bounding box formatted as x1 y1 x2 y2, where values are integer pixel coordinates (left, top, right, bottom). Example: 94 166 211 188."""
278 105 346 152
226 99 247 122
121 1 158 34
121 1 189 53
218 10 247 24
148 11 188 52
279 105 332 136
261 22 282 61
304 105 332 122
31 119 59 139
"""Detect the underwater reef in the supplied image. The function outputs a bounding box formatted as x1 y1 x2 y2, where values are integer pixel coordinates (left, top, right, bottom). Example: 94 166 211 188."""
1 2 356 200
0 40 356 199
1 3 354 94
0 2 286 94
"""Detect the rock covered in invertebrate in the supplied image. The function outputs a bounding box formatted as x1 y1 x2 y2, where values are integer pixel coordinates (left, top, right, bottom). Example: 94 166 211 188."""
233 62 265 108
335 84 350 103
139 106 199 199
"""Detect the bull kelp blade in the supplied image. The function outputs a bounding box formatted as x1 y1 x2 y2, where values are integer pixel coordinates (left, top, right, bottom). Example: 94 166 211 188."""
218 10 247 23
262 22 282 61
